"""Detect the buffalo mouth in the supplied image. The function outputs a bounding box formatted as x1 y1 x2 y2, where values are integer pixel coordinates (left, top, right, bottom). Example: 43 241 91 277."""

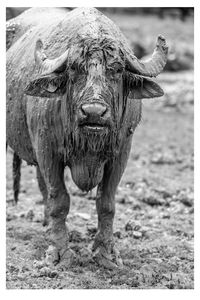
79 122 108 132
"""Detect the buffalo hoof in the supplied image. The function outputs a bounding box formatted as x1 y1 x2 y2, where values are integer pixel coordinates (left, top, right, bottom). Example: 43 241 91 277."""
44 245 75 270
45 245 59 265
92 245 123 270
56 248 75 271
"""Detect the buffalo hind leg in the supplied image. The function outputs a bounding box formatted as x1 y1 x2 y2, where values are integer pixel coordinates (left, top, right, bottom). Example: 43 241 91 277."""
93 138 132 269
12 152 22 204
37 157 74 269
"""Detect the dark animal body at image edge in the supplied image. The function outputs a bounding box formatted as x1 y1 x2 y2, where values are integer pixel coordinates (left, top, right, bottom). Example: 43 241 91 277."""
6 7 168 269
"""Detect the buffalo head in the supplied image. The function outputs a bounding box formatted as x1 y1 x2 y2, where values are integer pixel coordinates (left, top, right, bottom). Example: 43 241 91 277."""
25 34 168 158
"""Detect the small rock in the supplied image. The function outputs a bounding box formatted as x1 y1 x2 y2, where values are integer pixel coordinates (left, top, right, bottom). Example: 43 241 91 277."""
125 221 133 231
26 209 34 221
45 245 59 265
125 208 133 214
116 194 135 204
153 187 172 199
134 225 141 231
173 189 194 207
7 263 19 273
115 194 126 204
21 265 30 272
140 193 165 206
74 212 90 220
33 260 46 269
179 191 193 207
69 230 84 242
39 266 51 276
151 152 175 165
132 231 142 239
125 181 136 188
38 268 59 278
11 246 16 251
33 213 44 223
86 224 97 236
79 247 91 257
114 231 122 239
140 263 153 274
6 213 17 221
189 207 194 214
49 270 59 278
162 213 171 219
132 205 141 212
19 212 26 218
125 220 141 232
133 182 147 197
17 274 26 280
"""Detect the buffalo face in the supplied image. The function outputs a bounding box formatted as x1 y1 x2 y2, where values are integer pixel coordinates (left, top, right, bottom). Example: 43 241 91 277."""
65 42 127 155
25 35 168 159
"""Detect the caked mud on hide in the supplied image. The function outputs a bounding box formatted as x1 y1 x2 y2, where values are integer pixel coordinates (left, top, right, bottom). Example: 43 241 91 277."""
6 7 168 269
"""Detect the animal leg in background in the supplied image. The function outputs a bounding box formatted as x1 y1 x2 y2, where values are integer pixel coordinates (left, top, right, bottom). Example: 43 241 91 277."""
93 137 132 269
12 152 22 204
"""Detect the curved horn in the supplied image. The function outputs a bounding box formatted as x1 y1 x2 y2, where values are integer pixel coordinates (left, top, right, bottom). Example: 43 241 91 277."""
126 35 168 77
34 39 69 76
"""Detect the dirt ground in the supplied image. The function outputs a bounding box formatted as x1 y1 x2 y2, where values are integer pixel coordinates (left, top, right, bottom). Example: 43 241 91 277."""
6 11 194 289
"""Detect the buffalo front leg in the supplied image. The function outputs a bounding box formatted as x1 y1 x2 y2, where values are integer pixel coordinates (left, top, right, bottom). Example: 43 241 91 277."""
36 166 49 226
37 156 74 269
93 138 132 269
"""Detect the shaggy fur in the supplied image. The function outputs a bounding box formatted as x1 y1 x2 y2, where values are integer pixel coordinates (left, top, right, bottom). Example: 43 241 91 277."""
6 7 166 268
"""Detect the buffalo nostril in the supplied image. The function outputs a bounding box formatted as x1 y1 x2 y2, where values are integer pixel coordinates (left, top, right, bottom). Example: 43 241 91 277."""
81 106 87 116
81 103 107 117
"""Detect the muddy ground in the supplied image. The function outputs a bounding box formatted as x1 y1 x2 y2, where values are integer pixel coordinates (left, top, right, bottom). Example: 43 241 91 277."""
6 12 194 289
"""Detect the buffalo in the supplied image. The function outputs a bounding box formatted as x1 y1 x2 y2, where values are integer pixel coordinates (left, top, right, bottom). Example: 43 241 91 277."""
6 7 168 269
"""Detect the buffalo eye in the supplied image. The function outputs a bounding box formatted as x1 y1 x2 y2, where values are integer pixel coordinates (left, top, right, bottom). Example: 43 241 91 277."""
69 64 85 74
44 83 58 93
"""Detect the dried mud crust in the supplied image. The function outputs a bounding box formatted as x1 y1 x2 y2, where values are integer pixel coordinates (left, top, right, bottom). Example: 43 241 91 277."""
6 70 193 289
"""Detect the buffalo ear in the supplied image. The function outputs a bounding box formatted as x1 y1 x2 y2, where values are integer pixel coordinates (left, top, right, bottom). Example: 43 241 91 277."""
24 74 67 98
128 77 164 99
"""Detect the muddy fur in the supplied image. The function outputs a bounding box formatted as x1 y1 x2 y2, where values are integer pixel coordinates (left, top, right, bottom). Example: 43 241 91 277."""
6 7 163 165
54 38 125 163
7 7 166 266
32 38 145 161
